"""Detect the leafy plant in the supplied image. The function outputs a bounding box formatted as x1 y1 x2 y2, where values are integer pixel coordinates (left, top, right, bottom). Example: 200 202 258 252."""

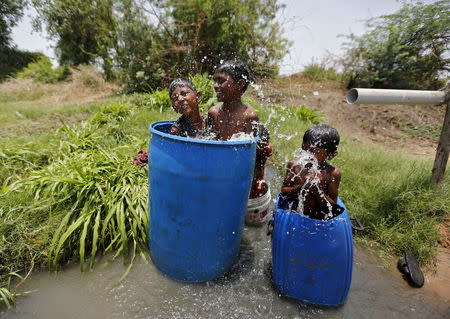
0 145 52 186
0 272 32 309
90 102 132 125
16 55 69 83
8 146 148 272
148 89 172 111
190 73 217 112
245 98 323 125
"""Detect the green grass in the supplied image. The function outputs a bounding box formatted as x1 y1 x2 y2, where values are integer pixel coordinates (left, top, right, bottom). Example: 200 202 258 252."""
336 141 449 264
401 122 442 141
0 78 448 307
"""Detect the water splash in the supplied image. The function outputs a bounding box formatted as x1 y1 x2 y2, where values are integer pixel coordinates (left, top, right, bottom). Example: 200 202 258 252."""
284 148 335 220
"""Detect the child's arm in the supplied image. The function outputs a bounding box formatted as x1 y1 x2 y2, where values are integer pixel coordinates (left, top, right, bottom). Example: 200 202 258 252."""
318 167 341 205
327 167 341 204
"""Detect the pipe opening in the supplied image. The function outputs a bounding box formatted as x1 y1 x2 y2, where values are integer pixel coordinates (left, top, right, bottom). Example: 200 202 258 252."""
346 89 358 104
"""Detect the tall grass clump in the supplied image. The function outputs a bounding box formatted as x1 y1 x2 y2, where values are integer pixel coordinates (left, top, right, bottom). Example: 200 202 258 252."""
336 141 450 264
302 63 340 82
0 146 52 186
9 147 149 272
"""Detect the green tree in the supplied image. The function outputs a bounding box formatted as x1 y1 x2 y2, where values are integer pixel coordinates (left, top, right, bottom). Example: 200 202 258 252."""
158 0 290 78
114 0 170 92
32 0 116 78
341 1 450 89
1 0 27 49
0 1 42 82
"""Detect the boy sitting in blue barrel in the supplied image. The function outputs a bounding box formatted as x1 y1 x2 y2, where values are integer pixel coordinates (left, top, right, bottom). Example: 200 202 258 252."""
168 78 207 137
207 60 258 140
279 124 343 221
133 78 206 166
208 60 273 225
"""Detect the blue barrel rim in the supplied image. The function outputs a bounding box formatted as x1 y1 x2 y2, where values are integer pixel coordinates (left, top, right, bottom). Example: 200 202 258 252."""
274 196 348 224
149 120 258 146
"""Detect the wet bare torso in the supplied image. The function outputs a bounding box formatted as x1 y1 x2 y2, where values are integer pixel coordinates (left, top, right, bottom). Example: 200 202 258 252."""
207 102 258 140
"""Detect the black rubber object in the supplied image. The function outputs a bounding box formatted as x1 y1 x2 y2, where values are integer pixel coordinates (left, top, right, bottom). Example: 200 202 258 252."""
350 216 365 231
397 250 425 288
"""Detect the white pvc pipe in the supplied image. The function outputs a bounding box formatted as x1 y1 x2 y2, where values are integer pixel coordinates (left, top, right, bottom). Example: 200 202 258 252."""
346 88 447 105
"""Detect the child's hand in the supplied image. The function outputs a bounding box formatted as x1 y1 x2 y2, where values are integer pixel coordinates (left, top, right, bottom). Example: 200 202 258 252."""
300 167 316 181
133 150 148 166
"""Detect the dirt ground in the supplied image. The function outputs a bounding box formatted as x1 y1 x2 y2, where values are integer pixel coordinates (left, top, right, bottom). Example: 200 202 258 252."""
258 75 446 158
256 75 450 302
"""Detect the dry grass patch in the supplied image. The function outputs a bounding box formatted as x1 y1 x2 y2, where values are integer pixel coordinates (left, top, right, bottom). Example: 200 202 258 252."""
0 66 119 106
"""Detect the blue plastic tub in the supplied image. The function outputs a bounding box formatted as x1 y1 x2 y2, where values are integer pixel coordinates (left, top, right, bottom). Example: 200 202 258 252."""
148 121 256 282
271 197 353 306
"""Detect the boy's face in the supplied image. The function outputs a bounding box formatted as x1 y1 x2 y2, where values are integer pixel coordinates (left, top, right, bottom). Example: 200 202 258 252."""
302 142 334 163
213 72 243 102
170 86 200 115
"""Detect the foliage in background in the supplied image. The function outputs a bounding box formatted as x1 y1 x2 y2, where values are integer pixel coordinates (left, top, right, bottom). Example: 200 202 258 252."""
301 63 340 82
31 0 289 92
0 49 42 82
157 0 289 77
0 0 27 49
32 0 117 79
0 0 35 82
190 73 216 112
341 0 450 89
16 55 69 83
114 0 171 93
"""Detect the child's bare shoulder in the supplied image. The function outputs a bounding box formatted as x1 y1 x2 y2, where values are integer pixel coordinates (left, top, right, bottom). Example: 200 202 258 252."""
243 104 258 120
324 163 342 178
208 104 222 115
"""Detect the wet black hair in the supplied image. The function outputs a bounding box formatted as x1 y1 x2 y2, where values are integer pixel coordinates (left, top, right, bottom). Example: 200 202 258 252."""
215 60 251 92
303 124 340 153
168 78 198 97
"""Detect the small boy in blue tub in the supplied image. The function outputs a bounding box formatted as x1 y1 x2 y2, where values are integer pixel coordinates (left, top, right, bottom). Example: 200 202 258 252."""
279 124 343 221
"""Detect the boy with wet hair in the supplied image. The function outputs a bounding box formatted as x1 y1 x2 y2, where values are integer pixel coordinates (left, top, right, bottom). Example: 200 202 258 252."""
133 78 206 166
279 124 343 221
207 59 258 140
168 78 206 137
208 59 273 225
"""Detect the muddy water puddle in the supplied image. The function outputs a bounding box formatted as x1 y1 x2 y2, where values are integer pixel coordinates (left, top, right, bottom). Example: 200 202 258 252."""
2 228 449 319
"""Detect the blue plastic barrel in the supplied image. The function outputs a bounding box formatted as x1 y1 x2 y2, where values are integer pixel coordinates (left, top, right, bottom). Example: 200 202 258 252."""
148 121 256 282
271 197 353 306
